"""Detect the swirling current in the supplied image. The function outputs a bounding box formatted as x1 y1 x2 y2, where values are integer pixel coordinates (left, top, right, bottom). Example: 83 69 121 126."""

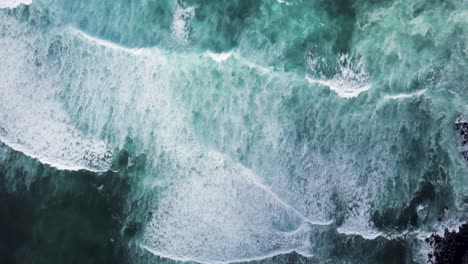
0 0 467 263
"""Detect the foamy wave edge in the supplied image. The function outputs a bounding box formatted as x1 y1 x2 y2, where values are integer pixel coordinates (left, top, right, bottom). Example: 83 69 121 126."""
0 0 32 9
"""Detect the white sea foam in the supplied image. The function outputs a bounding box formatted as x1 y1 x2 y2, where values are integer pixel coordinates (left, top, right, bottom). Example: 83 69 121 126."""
336 226 383 240
306 76 371 98
143 245 313 264
205 51 233 62
275 0 292 5
171 2 195 46
141 150 320 263
0 16 112 171
0 0 31 8
384 89 427 100
68 27 147 55
307 54 371 98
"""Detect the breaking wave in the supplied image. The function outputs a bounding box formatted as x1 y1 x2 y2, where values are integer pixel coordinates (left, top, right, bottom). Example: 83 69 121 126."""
0 0 466 263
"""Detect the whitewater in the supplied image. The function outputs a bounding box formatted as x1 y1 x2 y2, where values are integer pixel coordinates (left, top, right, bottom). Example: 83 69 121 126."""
0 0 466 263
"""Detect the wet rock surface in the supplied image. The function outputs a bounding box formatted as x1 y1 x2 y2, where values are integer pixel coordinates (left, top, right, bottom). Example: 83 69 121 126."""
455 117 468 161
424 118 468 264
426 222 468 264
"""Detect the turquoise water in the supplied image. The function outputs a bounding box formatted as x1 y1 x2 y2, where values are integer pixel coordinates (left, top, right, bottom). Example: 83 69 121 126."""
0 0 467 263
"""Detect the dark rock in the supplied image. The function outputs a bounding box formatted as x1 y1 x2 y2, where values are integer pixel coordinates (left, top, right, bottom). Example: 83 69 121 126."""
455 117 468 161
0 145 132 264
427 222 468 264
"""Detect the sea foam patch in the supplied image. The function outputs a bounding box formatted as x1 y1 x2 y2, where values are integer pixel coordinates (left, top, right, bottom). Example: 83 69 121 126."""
0 14 112 171
0 0 31 8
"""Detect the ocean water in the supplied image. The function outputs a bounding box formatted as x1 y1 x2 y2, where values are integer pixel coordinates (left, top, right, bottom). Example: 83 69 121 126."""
0 0 467 263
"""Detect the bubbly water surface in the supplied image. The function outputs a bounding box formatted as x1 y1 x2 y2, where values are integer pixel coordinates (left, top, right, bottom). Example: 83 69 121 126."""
0 0 467 263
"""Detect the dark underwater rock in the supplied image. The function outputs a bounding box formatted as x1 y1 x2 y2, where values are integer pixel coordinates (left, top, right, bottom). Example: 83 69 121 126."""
0 146 131 264
427 222 468 264
455 117 468 161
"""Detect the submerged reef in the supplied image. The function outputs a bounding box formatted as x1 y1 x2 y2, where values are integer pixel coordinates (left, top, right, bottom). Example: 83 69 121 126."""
425 118 468 264
0 146 131 264
427 223 468 264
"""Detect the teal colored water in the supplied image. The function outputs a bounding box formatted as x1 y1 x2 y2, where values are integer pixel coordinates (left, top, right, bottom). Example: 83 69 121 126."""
0 0 467 263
